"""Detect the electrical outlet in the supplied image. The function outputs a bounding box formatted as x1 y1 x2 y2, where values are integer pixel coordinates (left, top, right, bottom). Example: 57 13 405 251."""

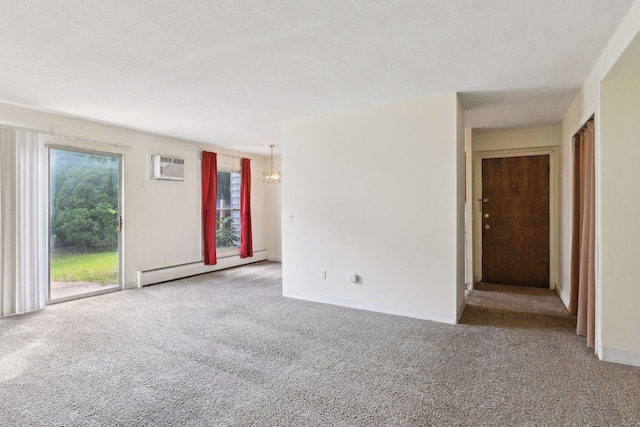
320 270 326 279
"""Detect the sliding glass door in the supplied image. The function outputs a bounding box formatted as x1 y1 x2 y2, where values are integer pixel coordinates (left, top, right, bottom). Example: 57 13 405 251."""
48 147 122 302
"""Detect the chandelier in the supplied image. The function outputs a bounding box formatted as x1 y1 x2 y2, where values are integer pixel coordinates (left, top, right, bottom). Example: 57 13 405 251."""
263 144 280 183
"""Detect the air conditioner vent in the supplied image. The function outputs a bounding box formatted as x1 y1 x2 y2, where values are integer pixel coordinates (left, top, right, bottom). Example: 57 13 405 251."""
151 154 185 181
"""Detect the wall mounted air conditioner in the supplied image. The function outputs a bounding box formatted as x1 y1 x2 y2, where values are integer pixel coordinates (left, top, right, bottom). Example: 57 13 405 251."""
151 155 185 181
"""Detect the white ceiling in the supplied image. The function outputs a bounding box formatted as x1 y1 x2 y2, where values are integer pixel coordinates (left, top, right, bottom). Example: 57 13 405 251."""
0 0 635 154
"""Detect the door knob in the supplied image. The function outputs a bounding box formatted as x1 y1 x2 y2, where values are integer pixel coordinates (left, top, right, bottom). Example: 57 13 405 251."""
484 213 490 218
485 225 490 229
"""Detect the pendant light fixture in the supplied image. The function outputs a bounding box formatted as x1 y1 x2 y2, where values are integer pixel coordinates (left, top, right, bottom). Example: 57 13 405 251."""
263 144 281 183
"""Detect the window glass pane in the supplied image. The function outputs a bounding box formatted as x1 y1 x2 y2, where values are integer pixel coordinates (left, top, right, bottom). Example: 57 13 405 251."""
216 171 230 210
216 171 241 248
49 148 121 300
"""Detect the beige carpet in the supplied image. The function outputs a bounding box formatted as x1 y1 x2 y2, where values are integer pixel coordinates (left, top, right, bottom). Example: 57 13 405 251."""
1 262 638 426
464 281 575 326
50 281 119 299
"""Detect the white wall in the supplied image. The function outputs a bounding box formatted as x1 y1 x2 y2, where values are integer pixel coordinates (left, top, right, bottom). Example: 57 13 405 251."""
281 94 464 324
599 76 640 363
263 153 282 261
597 24 640 364
560 1 640 365
561 0 640 302
473 125 561 152
456 97 466 318
565 0 640 136
464 129 473 288
0 102 272 289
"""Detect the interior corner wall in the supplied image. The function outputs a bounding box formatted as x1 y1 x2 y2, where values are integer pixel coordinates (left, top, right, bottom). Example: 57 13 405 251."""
464 129 473 289
263 154 282 261
0 102 270 289
561 1 640 306
560 2 640 366
456 97 466 320
599 76 640 365
281 93 463 324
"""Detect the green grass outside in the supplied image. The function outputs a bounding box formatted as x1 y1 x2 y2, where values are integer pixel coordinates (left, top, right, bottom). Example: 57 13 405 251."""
50 252 118 284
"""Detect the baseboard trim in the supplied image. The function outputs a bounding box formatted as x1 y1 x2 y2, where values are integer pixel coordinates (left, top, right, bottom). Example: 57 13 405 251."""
268 256 282 262
136 250 269 287
456 299 466 324
282 289 458 324
597 346 640 368
555 283 570 309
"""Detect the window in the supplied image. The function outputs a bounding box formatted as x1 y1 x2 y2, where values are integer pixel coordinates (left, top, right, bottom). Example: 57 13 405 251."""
216 170 241 248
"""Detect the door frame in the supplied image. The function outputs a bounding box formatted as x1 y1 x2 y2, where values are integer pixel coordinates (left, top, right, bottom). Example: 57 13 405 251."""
472 146 558 289
46 144 125 304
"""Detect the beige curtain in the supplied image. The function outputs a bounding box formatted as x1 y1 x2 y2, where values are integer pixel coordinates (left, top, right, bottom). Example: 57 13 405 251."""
568 119 595 348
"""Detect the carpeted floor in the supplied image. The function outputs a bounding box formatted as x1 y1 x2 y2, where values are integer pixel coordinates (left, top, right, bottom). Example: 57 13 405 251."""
1 261 639 426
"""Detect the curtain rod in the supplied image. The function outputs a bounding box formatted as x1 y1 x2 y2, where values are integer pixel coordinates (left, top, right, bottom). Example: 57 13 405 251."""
199 150 247 161
575 114 595 135
0 123 133 148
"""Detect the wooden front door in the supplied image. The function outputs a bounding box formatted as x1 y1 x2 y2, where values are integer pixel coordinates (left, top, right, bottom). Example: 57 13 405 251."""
481 155 550 287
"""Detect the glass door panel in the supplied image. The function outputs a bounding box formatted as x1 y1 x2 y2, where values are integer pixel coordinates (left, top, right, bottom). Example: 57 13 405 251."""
49 148 122 301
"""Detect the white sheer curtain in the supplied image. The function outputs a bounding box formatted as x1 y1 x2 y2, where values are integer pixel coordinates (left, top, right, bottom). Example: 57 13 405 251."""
0 128 47 317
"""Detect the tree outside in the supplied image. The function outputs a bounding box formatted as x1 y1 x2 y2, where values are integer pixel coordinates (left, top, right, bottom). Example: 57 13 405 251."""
50 149 119 286
51 150 119 253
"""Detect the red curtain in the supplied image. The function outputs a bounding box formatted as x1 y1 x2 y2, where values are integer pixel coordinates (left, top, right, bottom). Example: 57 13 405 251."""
202 151 217 265
240 158 253 258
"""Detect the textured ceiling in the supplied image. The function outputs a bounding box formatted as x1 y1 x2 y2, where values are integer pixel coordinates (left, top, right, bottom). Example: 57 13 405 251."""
0 0 635 153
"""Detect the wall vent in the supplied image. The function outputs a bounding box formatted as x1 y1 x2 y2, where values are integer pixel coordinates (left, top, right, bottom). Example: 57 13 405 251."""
151 155 185 181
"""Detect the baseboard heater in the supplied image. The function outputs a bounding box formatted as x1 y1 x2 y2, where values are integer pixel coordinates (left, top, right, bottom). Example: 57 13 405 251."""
136 249 268 287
